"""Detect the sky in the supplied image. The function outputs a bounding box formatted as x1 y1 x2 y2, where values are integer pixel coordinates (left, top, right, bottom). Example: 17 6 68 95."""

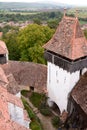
0 0 87 6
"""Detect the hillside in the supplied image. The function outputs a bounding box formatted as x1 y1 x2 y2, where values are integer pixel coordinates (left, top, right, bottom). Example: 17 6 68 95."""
0 2 71 11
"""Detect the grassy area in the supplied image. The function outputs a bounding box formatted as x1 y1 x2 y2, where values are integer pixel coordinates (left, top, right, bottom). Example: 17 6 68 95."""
21 90 30 97
79 20 87 25
30 92 52 116
21 97 43 130
51 116 61 128
30 92 46 108
30 120 42 130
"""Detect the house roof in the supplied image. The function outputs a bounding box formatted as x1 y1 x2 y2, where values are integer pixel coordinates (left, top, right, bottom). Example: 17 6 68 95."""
0 85 29 130
7 74 20 95
0 66 8 85
0 32 3 38
71 72 87 115
2 61 47 92
0 40 8 54
43 16 87 60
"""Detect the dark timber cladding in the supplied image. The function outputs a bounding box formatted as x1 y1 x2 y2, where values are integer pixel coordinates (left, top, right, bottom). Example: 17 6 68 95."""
44 50 87 72
0 54 7 64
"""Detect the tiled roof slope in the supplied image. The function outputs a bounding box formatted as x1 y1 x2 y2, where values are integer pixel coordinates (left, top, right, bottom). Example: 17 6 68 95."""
7 74 20 95
0 85 29 130
0 40 8 54
0 66 8 85
43 16 87 60
2 61 47 91
71 72 87 114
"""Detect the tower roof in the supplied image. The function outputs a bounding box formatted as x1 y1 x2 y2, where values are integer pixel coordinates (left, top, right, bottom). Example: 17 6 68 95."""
43 16 87 60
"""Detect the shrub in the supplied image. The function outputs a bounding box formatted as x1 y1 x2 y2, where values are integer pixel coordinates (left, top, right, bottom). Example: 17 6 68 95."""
40 107 52 116
21 97 43 130
21 97 35 119
30 120 42 130
51 116 60 128
30 92 46 108
21 90 30 97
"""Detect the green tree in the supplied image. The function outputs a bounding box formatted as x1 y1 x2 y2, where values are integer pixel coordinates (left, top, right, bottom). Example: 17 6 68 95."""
47 19 59 29
17 24 54 64
2 29 20 60
33 18 42 25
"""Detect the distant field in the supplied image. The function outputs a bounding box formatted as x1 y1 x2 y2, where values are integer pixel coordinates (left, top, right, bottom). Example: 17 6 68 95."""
0 11 38 15
67 7 87 18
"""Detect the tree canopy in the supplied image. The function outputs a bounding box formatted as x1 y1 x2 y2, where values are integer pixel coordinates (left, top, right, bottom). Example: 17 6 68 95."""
3 24 54 64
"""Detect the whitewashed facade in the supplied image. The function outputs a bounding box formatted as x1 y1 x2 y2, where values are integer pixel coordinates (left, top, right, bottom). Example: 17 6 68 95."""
8 102 30 128
47 62 80 113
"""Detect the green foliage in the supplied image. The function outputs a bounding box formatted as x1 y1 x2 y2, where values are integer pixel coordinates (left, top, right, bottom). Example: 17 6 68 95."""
17 24 54 64
21 90 30 97
0 10 62 22
21 97 43 130
40 107 52 116
30 92 45 108
47 19 59 29
33 18 42 25
30 92 52 116
51 116 60 128
2 28 20 60
84 29 87 39
30 120 42 130
21 97 35 119
2 24 54 64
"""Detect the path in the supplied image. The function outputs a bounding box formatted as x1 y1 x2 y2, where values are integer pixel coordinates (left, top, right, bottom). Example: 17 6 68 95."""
22 96 57 130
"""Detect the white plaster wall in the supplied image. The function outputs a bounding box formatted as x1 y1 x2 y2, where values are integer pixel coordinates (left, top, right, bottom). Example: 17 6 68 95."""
8 103 24 125
16 92 21 98
47 62 80 113
82 68 87 75
6 53 8 62
8 102 29 128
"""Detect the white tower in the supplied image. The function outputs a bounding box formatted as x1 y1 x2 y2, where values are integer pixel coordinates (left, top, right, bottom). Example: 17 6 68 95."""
43 15 87 113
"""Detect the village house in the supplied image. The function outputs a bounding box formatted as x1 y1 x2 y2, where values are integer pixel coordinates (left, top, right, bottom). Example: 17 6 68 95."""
0 40 31 130
0 39 47 130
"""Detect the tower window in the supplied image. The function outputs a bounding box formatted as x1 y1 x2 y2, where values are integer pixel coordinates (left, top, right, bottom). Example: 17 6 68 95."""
80 70 82 76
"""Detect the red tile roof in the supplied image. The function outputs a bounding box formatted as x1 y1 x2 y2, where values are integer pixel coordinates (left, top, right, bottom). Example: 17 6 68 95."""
0 32 3 38
43 16 87 60
0 84 30 130
2 61 47 92
7 92 24 108
0 40 8 54
0 66 8 85
71 72 87 114
0 62 30 130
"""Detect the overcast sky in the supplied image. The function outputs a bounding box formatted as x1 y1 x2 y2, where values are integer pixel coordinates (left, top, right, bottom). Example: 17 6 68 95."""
0 0 87 6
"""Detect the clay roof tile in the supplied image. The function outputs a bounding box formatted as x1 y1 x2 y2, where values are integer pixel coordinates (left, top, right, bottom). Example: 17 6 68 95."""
0 40 8 54
43 16 87 60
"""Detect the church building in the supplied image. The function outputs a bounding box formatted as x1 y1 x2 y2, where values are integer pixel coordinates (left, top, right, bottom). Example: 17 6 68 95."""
43 11 87 115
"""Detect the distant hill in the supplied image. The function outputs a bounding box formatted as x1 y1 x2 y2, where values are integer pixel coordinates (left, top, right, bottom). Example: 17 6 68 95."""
0 2 71 11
